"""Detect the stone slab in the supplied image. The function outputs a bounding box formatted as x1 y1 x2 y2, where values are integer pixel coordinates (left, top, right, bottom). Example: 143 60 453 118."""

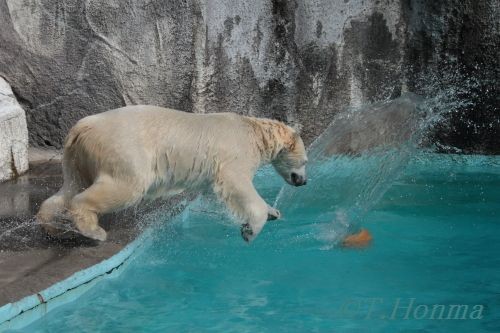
0 77 29 182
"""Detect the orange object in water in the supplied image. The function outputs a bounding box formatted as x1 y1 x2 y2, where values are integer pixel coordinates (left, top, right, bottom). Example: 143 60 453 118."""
342 229 373 248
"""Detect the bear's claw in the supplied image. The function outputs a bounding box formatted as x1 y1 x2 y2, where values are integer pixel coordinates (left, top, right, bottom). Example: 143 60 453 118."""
267 207 281 221
241 223 254 242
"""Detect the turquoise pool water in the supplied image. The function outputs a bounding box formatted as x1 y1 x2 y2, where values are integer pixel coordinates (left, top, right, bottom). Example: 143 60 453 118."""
19 153 500 332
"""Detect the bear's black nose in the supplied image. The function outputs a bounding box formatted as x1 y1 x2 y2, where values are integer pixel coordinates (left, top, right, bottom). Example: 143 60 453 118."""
291 172 307 186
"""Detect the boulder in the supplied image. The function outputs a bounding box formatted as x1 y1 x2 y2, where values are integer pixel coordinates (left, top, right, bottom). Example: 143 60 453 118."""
0 77 29 182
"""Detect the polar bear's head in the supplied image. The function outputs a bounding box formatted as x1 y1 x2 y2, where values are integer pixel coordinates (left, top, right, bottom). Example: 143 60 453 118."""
272 129 308 187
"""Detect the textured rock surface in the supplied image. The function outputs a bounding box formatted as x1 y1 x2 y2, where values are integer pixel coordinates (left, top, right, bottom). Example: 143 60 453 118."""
0 0 498 152
402 0 500 154
0 77 29 182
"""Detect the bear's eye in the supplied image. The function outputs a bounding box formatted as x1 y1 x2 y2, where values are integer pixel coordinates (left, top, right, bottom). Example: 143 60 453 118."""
278 147 289 156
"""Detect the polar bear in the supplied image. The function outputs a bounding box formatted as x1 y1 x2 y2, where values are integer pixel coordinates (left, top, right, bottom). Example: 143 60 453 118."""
36 106 308 242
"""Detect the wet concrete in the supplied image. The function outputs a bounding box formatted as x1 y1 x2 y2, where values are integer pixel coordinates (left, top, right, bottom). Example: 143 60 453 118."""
0 156 187 307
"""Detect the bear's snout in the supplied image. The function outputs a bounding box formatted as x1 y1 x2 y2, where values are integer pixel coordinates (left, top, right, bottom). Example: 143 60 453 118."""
291 172 307 186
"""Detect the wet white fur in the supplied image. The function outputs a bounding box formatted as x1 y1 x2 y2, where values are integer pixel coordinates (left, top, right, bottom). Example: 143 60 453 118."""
36 106 307 242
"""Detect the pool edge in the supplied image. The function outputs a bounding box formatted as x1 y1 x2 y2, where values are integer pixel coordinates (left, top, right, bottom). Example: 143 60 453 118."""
0 227 153 331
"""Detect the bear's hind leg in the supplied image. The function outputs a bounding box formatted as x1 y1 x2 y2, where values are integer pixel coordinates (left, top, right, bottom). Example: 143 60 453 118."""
69 175 140 241
37 179 85 237
37 191 67 236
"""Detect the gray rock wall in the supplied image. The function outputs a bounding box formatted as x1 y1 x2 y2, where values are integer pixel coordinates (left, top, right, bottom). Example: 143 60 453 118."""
0 0 498 152
0 0 199 147
402 0 500 153
191 0 407 143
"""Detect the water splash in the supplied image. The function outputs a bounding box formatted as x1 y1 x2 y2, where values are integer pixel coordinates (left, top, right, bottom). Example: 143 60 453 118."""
274 92 454 248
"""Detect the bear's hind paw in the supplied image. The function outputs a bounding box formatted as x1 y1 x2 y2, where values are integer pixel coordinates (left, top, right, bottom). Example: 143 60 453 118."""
79 226 108 242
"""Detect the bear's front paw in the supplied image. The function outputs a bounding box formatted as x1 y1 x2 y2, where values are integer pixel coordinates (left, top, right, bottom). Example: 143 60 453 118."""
267 207 281 221
240 223 254 242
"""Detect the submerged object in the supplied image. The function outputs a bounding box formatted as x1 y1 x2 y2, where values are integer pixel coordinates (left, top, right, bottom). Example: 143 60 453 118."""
342 228 372 248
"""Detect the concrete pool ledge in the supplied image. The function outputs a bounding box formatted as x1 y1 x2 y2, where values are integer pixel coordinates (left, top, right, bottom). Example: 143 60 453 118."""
0 153 191 330
0 227 150 331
